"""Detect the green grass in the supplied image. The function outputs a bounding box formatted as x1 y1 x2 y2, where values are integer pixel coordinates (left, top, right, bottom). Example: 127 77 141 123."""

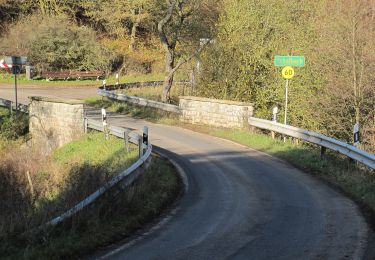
0 107 8 116
209 129 375 212
0 107 29 142
53 132 138 173
0 72 164 87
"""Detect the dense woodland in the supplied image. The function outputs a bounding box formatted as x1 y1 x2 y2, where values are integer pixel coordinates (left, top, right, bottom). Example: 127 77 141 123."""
0 0 374 151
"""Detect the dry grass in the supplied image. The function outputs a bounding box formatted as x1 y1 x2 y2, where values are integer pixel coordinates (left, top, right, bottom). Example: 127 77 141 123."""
0 141 181 259
0 107 181 259
5 154 181 259
0 132 138 247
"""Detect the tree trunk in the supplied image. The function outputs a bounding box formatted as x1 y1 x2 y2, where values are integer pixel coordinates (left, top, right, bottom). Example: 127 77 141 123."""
162 72 174 102
161 48 175 102
129 9 140 52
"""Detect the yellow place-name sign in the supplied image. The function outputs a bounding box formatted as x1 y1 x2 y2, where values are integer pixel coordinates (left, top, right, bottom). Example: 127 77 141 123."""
282 66 295 79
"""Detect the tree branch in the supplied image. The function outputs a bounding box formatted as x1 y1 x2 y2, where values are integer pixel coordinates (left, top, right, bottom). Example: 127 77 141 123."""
158 0 177 49
169 39 210 75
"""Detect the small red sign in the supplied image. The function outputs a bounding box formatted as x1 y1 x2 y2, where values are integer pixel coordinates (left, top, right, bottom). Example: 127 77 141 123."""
0 59 12 69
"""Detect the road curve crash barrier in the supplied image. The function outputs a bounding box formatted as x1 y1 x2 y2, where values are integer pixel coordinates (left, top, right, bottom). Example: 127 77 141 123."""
44 118 152 227
97 87 181 114
248 117 375 169
100 80 190 91
40 70 106 80
0 98 29 113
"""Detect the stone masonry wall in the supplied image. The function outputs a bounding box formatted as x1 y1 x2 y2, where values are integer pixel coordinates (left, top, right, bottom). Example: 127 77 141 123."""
29 97 84 154
179 96 253 128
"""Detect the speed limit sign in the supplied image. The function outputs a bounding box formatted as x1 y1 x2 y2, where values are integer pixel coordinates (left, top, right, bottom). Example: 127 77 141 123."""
282 66 295 79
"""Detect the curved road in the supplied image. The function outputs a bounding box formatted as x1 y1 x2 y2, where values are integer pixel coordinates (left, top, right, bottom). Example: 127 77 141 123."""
0 85 372 259
87 111 370 260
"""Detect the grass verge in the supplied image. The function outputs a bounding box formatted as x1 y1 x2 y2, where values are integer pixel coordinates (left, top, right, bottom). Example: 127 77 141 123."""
3 154 181 260
86 96 179 125
86 96 375 218
209 129 375 213
0 107 28 141
1 127 181 259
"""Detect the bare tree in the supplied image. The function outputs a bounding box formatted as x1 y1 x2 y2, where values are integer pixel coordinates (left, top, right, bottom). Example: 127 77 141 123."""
158 0 218 102
317 0 375 150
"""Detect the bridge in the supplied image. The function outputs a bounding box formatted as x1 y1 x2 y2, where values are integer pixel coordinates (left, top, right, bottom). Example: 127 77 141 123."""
0 83 373 259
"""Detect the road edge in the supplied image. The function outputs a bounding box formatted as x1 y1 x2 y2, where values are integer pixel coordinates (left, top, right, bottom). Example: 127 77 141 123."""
91 149 188 259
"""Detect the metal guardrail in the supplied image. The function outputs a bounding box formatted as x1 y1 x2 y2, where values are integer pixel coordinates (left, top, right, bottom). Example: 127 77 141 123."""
248 117 375 169
102 81 164 91
98 88 181 114
0 97 152 227
0 98 28 113
101 80 190 91
45 118 152 227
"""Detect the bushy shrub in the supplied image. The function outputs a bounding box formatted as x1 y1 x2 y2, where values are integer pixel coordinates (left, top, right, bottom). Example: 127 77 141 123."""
0 14 110 71
101 36 164 74
0 110 28 140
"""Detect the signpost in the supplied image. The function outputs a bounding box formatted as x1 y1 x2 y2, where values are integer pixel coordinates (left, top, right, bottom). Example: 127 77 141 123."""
281 66 295 126
274 55 305 141
281 66 294 79
1 56 27 113
0 59 12 69
274 56 305 67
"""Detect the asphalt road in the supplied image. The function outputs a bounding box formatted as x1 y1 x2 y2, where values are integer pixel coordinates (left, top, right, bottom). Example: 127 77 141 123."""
1 85 372 259
0 84 97 104
86 110 370 260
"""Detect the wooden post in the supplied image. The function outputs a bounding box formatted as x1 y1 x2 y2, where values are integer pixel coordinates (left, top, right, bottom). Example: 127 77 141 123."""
138 138 143 158
115 73 119 86
272 107 278 141
25 171 34 197
320 146 326 157
124 131 129 153
84 118 88 133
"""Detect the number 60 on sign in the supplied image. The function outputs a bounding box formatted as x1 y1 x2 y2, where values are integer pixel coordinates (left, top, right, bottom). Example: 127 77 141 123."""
282 66 294 79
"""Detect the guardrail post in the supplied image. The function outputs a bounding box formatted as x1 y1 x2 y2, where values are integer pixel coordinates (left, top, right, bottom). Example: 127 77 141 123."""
142 126 149 156
124 131 129 153
101 108 109 140
115 73 119 86
84 118 88 133
138 137 143 158
320 146 326 157
271 107 278 140
143 126 148 146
